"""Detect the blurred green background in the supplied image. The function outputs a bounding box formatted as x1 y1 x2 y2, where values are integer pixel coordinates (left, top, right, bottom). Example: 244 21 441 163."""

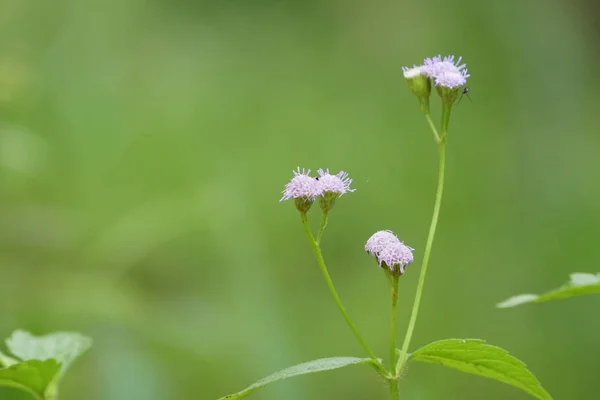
1 0 599 399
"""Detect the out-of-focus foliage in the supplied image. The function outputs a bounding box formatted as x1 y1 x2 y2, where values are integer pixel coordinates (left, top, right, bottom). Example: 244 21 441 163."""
4 330 92 379
1 0 599 399
0 360 60 399
498 273 600 308
0 330 91 399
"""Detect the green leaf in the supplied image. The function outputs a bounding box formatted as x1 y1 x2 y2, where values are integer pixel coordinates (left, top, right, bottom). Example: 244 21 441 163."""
0 349 18 367
0 359 61 400
217 357 379 400
409 339 552 400
6 330 92 380
497 273 600 308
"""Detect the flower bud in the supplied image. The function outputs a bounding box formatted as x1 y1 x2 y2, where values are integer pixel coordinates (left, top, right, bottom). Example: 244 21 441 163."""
402 65 431 114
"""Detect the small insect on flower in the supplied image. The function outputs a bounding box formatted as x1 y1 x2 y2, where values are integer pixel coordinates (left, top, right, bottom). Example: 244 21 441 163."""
456 86 471 104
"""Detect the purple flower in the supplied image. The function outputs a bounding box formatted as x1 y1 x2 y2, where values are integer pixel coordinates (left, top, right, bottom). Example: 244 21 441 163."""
379 241 414 274
434 71 467 89
365 230 400 256
422 55 470 88
365 230 414 274
315 169 355 212
280 167 320 202
316 169 355 197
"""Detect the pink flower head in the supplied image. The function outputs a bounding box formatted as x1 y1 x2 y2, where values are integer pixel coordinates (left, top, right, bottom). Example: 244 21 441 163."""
422 55 470 88
434 71 468 89
365 230 400 256
316 168 355 197
280 167 320 202
365 230 414 274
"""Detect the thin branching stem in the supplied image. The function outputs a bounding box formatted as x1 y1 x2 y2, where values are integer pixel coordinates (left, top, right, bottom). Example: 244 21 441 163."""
396 127 447 373
300 214 385 373
316 211 328 244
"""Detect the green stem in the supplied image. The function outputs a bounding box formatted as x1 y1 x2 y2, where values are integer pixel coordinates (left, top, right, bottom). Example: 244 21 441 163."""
425 113 441 143
388 273 400 374
388 378 399 400
316 211 328 244
300 214 383 370
441 102 452 139
45 381 58 400
396 134 446 373
386 271 400 399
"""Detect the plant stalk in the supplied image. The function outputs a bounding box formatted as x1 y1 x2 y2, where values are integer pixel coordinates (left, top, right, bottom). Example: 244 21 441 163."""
387 271 400 399
388 378 399 400
396 134 446 373
425 113 441 143
388 273 400 375
316 211 328 244
300 214 384 372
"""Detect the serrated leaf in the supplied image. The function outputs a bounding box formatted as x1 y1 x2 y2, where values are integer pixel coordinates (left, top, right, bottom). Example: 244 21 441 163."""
6 330 92 380
409 339 552 400
0 359 61 400
497 273 600 308
217 357 378 400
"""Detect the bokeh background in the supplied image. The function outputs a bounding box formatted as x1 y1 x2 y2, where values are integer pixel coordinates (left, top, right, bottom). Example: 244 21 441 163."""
1 0 599 399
